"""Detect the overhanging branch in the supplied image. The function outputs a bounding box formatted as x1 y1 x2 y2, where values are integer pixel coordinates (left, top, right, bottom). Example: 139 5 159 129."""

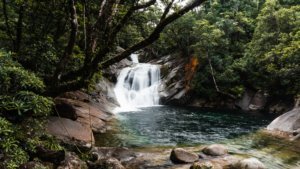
101 0 205 69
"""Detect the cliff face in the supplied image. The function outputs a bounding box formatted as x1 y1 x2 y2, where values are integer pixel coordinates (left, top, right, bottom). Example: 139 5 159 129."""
151 55 198 105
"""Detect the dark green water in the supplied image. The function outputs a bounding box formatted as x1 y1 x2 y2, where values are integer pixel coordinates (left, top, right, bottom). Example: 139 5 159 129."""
95 106 300 168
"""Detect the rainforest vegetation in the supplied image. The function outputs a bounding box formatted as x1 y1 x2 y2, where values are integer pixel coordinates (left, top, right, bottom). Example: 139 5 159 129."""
0 0 299 168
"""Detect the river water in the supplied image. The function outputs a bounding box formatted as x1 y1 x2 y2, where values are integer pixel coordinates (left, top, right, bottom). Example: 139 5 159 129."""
95 106 300 169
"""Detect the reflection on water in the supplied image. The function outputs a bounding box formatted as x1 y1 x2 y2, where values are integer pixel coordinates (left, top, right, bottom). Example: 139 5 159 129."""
95 106 300 169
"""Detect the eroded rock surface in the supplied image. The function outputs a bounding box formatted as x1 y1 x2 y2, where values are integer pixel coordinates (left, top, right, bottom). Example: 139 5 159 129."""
47 90 116 146
234 158 265 169
202 144 228 156
190 161 215 169
170 148 199 164
47 116 94 146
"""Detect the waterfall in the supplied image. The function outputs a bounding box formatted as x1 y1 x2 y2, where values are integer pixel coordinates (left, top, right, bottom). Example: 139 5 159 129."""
114 54 160 111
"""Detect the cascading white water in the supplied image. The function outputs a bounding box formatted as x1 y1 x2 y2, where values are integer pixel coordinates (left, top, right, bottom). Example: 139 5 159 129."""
114 54 160 111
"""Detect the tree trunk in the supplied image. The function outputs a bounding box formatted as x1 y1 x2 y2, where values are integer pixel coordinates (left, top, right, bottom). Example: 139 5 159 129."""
207 49 220 92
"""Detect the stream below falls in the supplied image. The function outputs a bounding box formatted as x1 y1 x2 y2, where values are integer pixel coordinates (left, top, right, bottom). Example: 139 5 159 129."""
95 106 300 169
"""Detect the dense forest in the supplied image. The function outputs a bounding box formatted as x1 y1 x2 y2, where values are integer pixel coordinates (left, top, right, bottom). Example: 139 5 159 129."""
0 0 299 168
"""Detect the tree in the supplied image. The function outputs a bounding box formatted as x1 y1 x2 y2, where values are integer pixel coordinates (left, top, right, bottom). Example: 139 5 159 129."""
244 0 300 97
0 0 207 96
192 19 225 92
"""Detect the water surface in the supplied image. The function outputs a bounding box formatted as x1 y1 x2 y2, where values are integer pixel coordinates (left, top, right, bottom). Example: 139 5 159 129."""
95 106 300 168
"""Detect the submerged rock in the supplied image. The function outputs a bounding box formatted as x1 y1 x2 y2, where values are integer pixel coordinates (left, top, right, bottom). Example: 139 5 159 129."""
202 144 228 156
170 148 199 164
234 158 265 169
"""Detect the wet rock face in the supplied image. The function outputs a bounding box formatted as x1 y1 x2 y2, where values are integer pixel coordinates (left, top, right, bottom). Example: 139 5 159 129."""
234 158 265 169
104 58 133 83
170 148 199 164
152 55 195 105
202 144 228 156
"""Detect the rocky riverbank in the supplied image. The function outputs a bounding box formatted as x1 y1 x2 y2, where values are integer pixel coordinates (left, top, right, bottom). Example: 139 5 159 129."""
38 54 300 169
46 90 118 147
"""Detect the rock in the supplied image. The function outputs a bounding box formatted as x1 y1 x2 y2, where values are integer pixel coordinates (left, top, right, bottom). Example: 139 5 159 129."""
151 55 194 105
295 96 300 108
59 91 90 102
235 158 265 169
95 77 116 99
104 58 133 82
90 147 136 163
47 117 94 146
88 157 125 169
170 148 199 164
235 89 255 111
267 108 300 133
20 161 54 169
57 152 88 169
54 97 113 133
190 161 214 169
249 91 266 111
32 146 65 165
202 144 228 156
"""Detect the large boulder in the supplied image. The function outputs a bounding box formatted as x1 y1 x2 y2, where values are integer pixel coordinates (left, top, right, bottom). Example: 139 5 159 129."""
54 90 115 134
236 89 256 111
248 91 267 111
170 148 199 164
47 90 117 148
202 144 228 156
236 90 267 111
55 98 108 132
267 108 300 133
47 117 94 146
234 158 265 169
